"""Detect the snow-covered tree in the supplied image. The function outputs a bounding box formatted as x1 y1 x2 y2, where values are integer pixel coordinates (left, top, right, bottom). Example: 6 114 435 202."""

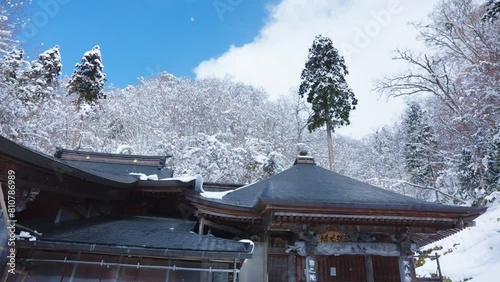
457 127 500 204
376 0 499 204
0 48 29 137
402 102 437 189
299 35 357 171
67 45 106 105
0 48 25 84
0 0 31 55
482 0 500 22
29 45 62 87
20 45 62 101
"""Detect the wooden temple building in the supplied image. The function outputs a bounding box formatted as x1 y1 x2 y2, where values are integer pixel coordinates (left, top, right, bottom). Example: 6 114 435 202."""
0 136 486 281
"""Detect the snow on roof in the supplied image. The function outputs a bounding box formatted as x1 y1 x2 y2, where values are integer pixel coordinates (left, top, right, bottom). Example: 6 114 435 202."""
128 172 252 200
200 182 252 199
16 231 38 242
200 190 233 200
128 173 203 192
129 172 158 180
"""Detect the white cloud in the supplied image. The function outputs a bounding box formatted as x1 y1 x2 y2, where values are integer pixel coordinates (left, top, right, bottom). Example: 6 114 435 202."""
194 0 438 138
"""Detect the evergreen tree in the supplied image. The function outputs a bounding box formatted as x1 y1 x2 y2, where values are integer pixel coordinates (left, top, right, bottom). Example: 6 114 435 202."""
299 35 357 171
458 149 480 201
483 128 500 195
482 0 500 22
21 45 62 101
459 127 500 203
0 48 25 85
67 45 106 105
30 45 62 88
0 48 28 138
402 103 437 190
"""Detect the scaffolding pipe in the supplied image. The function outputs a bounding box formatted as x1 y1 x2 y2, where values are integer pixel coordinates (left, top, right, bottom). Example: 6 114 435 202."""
24 258 240 274
233 259 237 282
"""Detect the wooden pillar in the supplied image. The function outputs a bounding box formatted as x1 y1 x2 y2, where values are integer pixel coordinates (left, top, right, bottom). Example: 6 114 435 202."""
398 257 416 282
165 258 171 282
263 234 269 282
399 236 417 282
365 255 374 282
198 218 205 235
69 251 82 282
288 254 296 282
200 260 211 282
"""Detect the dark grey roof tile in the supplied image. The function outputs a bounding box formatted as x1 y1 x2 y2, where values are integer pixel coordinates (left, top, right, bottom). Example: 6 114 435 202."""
217 163 479 212
37 216 247 253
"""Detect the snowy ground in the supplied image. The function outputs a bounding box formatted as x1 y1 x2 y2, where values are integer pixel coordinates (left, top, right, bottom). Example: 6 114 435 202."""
416 193 500 282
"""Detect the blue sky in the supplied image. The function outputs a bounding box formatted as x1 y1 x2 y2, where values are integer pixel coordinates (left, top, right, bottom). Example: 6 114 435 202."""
20 0 275 87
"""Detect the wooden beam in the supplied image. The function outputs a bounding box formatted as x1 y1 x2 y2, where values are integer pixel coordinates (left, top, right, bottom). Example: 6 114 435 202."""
202 219 246 237
269 221 440 234
315 242 400 257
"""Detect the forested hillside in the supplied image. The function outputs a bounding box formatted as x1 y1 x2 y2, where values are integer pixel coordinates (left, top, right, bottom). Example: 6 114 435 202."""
0 0 498 206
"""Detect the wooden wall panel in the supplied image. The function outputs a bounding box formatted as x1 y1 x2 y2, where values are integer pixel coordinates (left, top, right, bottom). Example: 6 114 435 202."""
268 255 288 282
317 255 367 282
269 254 400 282
372 256 400 282
296 255 306 282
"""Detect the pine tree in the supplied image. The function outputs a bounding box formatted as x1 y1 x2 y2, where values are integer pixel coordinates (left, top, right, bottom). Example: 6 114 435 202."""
482 0 500 22
67 45 106 105
299 35 357 171
0 48 28 138
483 128 500 195
459 127 500 203
458 149 480 201
21 45 62 101
402 103 437 189
0 48 25 85
30 45 62 88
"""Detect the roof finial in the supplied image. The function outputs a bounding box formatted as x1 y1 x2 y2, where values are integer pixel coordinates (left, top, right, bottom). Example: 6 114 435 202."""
294 150 315 165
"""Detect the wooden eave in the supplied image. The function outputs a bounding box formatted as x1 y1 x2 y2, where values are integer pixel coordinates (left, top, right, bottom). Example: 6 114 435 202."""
260 198 485 216
55 148 170 167
0 153 129 200
188 195 261 222
187 194 484 232
193 203 261 222
268 210 480 233
261 200 485 225
132 180 195 194
187 194 482 247
16 240 252 260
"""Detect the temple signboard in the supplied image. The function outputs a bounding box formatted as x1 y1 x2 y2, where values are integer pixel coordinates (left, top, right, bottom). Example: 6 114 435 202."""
305 255 317 282
318 231 345 242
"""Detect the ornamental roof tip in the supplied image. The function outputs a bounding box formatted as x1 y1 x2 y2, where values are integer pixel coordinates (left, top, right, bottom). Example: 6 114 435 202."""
294 150 316 165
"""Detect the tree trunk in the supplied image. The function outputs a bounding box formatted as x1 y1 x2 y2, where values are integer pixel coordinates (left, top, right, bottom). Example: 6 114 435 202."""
326 125 335 171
